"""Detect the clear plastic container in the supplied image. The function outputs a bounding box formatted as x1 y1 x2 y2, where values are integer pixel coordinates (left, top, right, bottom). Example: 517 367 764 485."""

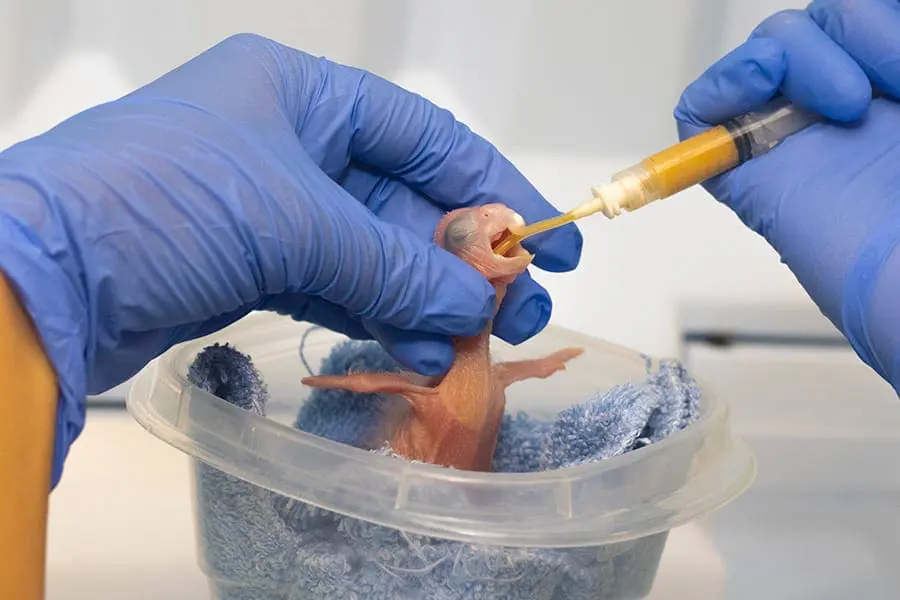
126 312 755 599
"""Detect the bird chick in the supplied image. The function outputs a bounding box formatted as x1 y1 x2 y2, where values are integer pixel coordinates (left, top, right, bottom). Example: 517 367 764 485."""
302 204 583 471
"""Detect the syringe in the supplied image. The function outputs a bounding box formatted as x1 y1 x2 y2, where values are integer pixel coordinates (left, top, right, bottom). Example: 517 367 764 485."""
492 95 821 256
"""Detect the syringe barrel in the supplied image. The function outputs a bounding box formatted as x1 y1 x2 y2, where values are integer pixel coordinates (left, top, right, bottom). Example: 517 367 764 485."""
597 96 820 215
629 122 741 201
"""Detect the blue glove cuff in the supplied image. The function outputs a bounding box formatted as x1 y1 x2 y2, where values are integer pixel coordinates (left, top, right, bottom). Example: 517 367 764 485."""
0 211 89 489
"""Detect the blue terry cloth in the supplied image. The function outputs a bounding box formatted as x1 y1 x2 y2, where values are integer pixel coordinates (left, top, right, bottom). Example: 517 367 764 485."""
186 337 701 600
294 339 408 450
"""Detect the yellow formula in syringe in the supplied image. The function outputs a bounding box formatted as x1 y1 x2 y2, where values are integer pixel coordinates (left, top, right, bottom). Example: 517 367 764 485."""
492 96 820 256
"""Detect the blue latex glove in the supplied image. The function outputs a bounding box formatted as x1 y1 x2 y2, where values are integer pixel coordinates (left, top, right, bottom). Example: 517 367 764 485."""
0 34 581 487
675 0 900 391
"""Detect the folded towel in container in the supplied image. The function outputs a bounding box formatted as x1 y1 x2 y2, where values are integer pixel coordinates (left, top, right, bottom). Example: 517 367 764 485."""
186 337 701 600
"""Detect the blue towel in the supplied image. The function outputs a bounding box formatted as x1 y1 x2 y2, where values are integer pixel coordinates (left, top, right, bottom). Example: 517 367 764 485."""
186 335 701 600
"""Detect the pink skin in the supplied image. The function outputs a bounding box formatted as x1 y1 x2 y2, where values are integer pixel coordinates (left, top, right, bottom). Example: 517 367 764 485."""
301 204 584 471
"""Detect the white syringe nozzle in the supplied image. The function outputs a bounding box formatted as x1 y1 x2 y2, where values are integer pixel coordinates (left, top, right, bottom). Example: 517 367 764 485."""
564 181 625 221
590 180 630 218
576 165 659 221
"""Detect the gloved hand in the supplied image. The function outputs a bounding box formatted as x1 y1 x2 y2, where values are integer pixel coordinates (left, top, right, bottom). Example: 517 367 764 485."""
0 33 581 487
675 0 900 391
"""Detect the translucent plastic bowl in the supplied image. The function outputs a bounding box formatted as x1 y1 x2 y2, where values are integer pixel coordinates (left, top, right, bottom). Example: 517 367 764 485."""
127 312 755 599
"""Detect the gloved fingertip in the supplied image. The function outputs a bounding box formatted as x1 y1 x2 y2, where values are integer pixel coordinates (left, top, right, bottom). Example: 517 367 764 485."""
409 345 455 376
752 8 872 123
525 222 583 273
786 67 872 124
391 338 455 376
525 296 553 339
818 86 872 123
493 285 552 345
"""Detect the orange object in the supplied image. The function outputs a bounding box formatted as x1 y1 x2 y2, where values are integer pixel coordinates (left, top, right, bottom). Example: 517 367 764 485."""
490 128 738 257
493 96 823 257
0 271 58 600
303 204 583 471
640 125 739 198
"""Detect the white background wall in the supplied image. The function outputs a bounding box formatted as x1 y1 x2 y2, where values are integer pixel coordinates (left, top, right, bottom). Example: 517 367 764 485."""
0 0 815 359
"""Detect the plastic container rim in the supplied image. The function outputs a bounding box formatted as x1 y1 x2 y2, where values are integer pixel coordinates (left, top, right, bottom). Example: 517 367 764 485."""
126 312 756 546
